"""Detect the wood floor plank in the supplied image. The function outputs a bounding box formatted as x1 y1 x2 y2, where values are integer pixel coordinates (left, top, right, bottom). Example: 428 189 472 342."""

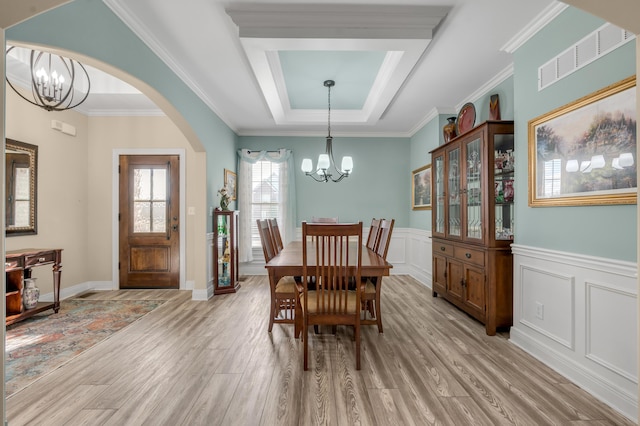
63 409 116 426
9 384 110 426
178 373 242 426
299 336 339 425
438 395 498 426
5 275 635 426
333 332 377 425
259 337 304 425
368 388 417 426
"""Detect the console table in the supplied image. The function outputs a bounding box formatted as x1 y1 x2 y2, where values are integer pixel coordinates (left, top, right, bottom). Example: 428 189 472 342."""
5 248 63 326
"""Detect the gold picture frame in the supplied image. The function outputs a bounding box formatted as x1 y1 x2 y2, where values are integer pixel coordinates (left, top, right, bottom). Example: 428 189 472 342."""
412 164 431 210
528 75 636 207
224 169 237 201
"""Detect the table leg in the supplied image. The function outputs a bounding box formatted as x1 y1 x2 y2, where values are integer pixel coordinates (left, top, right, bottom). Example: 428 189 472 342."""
52 252 62 313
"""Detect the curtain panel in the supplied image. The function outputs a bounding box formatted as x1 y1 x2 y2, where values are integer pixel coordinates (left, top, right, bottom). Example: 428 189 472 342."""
237 149 296 262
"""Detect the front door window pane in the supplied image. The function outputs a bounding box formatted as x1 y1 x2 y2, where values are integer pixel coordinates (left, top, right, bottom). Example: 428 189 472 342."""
133 167 168 233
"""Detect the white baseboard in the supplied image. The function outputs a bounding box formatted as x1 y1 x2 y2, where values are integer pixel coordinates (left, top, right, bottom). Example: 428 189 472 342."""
192 287 211 301
39 280 116 302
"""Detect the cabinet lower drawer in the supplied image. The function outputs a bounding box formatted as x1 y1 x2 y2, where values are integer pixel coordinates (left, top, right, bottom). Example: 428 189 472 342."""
433 242 454 256
453 246 485 267
25 252 56 267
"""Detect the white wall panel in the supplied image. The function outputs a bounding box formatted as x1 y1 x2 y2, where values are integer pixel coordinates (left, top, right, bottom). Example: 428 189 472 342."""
519 265 575 349
511 244 638 422
586 282 638 381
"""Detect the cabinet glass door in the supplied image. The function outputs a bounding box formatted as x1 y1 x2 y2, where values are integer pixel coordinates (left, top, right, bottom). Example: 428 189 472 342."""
216 214 231 287
433 153 445 236
465 137 482 241
448 147 461 237
494 134 515 240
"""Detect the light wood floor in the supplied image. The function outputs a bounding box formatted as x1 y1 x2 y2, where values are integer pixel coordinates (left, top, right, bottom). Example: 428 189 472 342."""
6 275 634 425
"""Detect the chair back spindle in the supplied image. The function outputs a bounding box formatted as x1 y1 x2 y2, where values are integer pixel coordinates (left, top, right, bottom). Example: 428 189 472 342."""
366 218 382 251
267 218 284 254
375 219 395 260
257 219 277 262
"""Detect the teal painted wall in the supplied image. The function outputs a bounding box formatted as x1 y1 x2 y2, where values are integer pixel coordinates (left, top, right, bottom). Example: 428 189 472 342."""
408 117 438 230
238 136 410 227
7 0 237 231
514 7 636 261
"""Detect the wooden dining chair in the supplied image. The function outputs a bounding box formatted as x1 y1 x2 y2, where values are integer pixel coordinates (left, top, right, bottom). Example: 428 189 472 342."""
267 218 284 254
375 218 394 259
366 218 383 251
257 219 300 335
361 218 394 333
310 216 338 223
301 222 363 370
257 219 276 262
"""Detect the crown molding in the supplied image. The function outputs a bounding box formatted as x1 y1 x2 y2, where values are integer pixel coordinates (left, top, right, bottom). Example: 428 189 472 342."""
456 63 514 111
501 2 569 53
103 0 238 132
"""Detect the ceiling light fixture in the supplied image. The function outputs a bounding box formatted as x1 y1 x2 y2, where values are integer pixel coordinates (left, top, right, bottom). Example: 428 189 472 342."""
5 46 91 112
301 80 353 183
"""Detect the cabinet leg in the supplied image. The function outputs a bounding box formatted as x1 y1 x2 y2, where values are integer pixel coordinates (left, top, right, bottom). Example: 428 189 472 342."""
485 324 496 336
53 261 62 313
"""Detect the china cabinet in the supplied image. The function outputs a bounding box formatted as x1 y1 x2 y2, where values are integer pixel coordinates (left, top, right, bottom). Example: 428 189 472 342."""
213 209 240 295
430 121 514 335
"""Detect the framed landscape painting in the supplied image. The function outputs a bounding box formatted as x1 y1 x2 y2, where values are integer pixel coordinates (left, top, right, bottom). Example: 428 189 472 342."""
224 169 237 201
412 164 431 210
528 76 637 207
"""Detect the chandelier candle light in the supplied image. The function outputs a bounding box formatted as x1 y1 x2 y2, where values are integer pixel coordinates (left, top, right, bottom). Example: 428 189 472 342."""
6 46 91 112
301 80 353 183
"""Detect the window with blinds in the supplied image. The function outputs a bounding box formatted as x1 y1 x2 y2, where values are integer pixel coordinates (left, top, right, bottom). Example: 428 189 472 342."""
250 160 282 248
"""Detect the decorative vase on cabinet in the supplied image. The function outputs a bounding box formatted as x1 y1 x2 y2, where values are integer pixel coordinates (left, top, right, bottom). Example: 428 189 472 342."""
443 116 457 143
213 209 240 295
430 120 514 335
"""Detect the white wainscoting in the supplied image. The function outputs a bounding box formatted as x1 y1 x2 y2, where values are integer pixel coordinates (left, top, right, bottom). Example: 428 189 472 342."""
510 244 638 422
237 227 433 288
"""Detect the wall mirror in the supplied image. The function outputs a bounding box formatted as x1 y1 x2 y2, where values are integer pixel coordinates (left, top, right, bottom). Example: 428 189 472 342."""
5 139 37 236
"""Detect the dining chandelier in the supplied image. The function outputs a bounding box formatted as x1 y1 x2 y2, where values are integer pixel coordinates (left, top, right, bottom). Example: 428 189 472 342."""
5 46 91 112
301 80 353 183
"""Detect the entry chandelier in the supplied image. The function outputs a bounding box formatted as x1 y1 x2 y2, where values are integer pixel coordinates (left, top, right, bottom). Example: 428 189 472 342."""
301 80 353 183
5 46 91 112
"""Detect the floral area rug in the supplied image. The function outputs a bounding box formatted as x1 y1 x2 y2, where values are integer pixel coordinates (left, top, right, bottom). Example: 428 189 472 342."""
5 298 164 396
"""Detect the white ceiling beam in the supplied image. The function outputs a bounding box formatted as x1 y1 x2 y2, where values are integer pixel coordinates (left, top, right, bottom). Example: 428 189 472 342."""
226 4 450 40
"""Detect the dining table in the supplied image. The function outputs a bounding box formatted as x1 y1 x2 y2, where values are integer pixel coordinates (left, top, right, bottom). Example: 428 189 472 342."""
265 240 393 336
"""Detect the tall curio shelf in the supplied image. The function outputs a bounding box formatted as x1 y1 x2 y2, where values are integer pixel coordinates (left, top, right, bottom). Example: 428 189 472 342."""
213 209 240 295
430 121 514 335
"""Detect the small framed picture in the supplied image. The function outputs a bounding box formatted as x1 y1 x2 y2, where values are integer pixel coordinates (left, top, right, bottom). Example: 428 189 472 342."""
224 169 237 201
412 164 431 210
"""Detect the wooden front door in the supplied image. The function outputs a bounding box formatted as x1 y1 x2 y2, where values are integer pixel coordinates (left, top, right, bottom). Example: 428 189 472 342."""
119 155 180 289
